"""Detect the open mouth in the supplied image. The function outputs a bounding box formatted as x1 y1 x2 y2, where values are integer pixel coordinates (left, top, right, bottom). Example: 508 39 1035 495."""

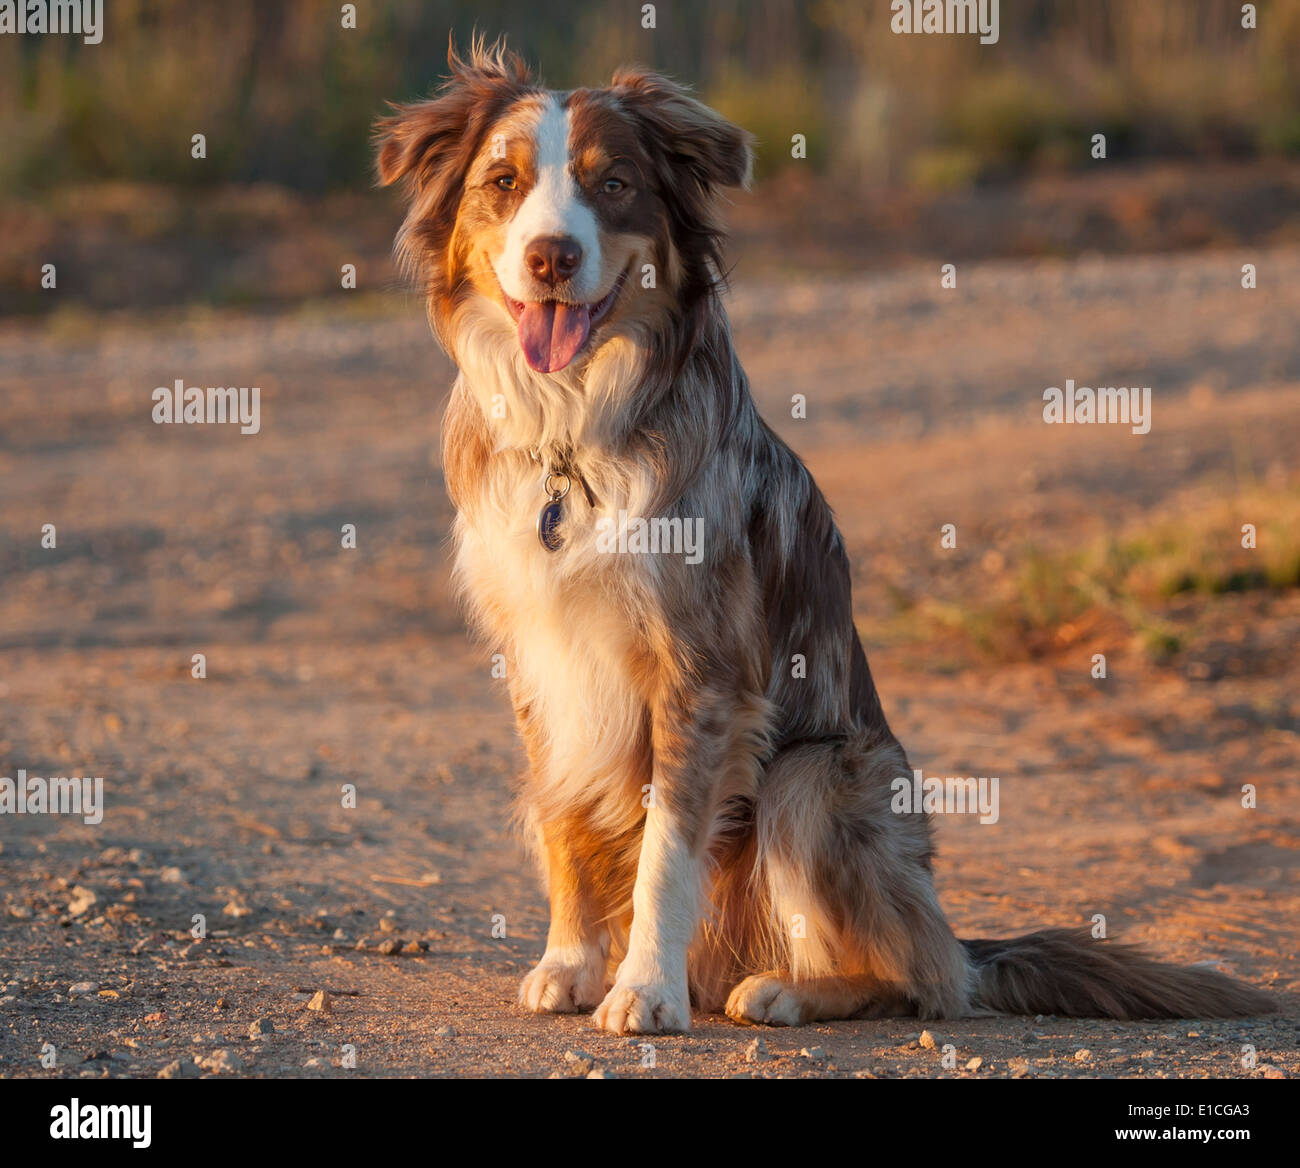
501 266 629 374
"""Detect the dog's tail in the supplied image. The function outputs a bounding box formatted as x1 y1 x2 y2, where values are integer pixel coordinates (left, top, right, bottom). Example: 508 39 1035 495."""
963 928 1273 1019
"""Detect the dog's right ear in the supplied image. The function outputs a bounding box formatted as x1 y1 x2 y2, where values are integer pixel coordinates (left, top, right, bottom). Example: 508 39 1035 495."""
373 37 533 194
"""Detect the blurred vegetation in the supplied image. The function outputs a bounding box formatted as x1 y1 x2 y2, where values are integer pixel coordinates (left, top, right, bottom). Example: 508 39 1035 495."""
0 0 1298 197
880 482 1300 663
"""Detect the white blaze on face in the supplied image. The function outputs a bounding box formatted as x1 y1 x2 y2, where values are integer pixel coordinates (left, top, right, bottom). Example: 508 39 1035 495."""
495 95 602 304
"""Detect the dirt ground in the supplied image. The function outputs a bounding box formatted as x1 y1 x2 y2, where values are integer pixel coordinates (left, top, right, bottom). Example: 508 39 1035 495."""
1 246 1297 1078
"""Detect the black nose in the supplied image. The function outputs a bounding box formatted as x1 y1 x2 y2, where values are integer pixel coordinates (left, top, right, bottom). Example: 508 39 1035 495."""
525 236 582 286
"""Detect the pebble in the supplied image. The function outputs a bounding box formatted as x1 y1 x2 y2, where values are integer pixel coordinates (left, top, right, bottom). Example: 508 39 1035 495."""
306 990 332 1013
1260 1065 1287 1079
196 1049 244 1074
434 1024 457 1037
744 1037 770 1063
587 1069 617 1079
564 1048 596 1076
800 1046 827 1062
377 938 402 955
965 1056 983 1072
919 1029 938 1050
68 981 98 996
1075 1049 1092 1062
157 1058 201 1079
248 1017 275 1038
67 887 98 917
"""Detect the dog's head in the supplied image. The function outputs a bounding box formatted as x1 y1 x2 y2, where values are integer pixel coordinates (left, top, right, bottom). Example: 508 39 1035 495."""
374 38 752 376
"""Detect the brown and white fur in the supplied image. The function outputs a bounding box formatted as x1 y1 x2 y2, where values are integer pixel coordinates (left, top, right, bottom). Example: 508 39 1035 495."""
375 40 1273 1033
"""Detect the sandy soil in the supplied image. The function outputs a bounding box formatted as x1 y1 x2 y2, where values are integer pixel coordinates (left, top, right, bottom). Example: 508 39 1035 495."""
1 247 1297 1078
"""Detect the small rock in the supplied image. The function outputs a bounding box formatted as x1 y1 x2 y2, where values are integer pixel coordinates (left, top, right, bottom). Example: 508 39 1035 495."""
68 981 98 996
800 1046 827 1062
1260 1065 1287 1080
919 1029 937 1050
376 938 402 956
248 1018 275 1039
401 940 428 954
159 867 185 884
221 899 251 918
564 1048 595 1076
1074 1049 1092 1062
157 1058 201 1079
434 1024 457 1037
195 1048 244 1074
1022 1032 1039 1044
67 887 98 917
965 1056 983 1072
587 1069 617 1079
8 905 33 920
213 997 230 1011
303 1057 324 1068
744 1037 770 1063
306 991 332 1013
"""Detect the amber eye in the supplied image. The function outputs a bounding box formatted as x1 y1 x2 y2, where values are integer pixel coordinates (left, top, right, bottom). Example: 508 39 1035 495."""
602 177 626 194
495 174 518 191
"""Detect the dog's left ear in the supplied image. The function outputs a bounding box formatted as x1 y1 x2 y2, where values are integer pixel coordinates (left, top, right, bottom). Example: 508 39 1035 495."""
610 68 754 191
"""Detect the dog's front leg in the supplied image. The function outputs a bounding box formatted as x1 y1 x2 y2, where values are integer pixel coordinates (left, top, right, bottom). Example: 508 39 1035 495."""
519 819 610 1013
593 685 730 1035
592 798 698 1033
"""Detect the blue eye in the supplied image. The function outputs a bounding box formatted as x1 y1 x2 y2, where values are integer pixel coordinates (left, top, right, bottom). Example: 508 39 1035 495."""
496 174 518 191
603 178 625 194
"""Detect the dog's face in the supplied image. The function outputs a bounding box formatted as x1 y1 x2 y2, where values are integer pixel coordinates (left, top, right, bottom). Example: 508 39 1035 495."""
375 42 752 375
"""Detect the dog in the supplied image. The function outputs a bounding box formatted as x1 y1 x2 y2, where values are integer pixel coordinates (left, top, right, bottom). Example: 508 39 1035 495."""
374 39 1273 1033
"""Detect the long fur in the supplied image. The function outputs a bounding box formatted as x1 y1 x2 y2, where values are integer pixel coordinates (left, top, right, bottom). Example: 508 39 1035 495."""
375 38 1274 1029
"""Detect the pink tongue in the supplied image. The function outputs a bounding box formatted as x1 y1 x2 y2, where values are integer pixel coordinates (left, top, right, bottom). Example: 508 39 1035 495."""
518 301 592 373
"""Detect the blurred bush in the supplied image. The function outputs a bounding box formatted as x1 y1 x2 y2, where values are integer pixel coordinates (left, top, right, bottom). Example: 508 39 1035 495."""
0 0 1297 197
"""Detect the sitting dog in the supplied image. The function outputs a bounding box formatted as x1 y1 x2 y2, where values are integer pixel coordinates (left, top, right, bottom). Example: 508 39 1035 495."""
374 39 1272 1033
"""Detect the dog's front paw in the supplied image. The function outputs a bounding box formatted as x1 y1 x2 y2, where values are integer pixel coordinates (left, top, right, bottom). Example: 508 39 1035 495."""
519 947 607 1014
593 980 691 1034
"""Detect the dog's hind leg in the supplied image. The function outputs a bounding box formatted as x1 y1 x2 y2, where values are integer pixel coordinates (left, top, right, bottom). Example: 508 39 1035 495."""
726 971 906 1025
728 735 973 1023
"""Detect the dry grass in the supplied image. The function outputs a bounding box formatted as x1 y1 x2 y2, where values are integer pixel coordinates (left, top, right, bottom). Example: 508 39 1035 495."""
874 484 1300 662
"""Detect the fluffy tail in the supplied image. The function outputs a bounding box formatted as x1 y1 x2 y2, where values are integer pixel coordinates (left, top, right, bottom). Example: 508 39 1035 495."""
964 928 1274 1019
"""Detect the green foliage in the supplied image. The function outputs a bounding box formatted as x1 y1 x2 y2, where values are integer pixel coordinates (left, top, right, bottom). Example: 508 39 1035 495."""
0 0 1297 196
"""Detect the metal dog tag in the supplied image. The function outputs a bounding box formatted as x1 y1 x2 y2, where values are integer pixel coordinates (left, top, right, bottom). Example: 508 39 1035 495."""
536 470 570 551
537 498 564 551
